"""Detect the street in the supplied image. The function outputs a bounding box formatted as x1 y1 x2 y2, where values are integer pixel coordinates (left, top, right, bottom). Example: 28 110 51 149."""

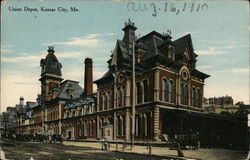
0 139 180 160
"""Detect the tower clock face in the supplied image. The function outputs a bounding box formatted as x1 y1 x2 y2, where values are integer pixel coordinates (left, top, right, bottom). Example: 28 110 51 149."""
49 82 57 90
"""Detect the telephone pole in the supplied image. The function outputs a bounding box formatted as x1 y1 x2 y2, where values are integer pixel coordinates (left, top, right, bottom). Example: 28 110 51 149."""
131 42 136 149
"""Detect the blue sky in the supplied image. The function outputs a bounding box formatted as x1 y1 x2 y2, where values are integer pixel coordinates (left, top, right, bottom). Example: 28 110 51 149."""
1 0 249 112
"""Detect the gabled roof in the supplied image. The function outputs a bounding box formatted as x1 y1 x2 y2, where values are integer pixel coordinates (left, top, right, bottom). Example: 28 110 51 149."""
173 34 195 61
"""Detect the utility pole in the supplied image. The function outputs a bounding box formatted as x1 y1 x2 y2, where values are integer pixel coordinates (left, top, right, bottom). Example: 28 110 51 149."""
131 42 136 149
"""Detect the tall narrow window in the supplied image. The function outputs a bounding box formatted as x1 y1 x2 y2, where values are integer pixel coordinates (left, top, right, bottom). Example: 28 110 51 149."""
117 116 121 136
162 79 167 102
117 88 121 107
192 87 197 107
89 121 92 136
102 93 105 111
122 86 126 106
143 80 148 103
104 94 107 110
109 91 113 109
169 80 174 103
144 113 147 136
197 89 201 108
136 82 141 104
92 120 95 137
180 83 184 104
184 84 189 105
107 92 110 110
135 115 139 136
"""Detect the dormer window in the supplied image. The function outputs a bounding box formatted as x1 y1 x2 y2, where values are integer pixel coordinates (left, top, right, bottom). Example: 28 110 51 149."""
168 46 175 61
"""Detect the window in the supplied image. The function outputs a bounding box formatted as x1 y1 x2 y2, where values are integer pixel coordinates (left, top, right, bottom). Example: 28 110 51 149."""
168 46 175 60
135 114 141 136
92 120 95 136
143 80 148 103
107 92 110 110
184 84 189 105
180 83 184 104
197 89 201 108
169 80 174 103
192 87 197 107
117 116 121 136
89 121 92 136
136 82 141 104
122 86 126 106
102 93 105 111
109 91 112 109
162 79 167 102
117 88 121 107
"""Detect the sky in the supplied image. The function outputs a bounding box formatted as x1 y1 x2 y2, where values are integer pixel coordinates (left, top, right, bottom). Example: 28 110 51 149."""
1 0 249 112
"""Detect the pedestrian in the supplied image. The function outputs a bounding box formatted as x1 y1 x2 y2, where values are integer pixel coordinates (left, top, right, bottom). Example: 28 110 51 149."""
177 143 184 157
104 138 108 151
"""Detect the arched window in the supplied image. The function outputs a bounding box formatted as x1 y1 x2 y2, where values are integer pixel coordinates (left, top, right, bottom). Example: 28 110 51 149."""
84 121 88 137
107 92 110 110
162 79 167 102
122 86 126 106
197 89 201 108
89 121 92 136
117 88 121 107
180 83 184 104
169 80 174 103
135 114 141 136
109 91 113 109
135 115 139 136
136 82 141 104
184 84 189 105
142 80 148 103
102 93 105 111
192 87 197 107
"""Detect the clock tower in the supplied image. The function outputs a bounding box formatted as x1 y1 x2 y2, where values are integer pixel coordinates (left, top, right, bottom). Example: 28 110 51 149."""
39 46 63 102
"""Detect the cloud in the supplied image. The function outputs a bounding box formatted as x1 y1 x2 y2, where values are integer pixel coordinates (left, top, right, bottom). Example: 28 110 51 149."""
231 67 249 73
196 47 225 55
1 51 86 63
211 67 249 74
1 45 13 54
43 33 114 47
197 65 213 69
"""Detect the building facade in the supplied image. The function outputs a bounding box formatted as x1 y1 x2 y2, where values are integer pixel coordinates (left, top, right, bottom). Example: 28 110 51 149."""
16 20 210 141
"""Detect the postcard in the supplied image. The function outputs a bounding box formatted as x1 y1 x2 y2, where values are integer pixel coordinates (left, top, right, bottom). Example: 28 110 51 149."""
1 0 249 160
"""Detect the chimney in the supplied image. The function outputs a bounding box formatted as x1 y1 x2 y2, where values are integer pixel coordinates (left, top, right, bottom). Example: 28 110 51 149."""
84 58 93 96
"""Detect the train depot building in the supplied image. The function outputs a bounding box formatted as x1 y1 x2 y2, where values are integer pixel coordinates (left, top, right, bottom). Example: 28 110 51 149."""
15 20 249 150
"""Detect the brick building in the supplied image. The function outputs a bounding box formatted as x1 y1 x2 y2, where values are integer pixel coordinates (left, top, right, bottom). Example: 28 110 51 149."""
15 21 249 150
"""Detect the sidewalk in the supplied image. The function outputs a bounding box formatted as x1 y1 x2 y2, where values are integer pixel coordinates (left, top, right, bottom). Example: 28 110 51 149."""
63 141 248 160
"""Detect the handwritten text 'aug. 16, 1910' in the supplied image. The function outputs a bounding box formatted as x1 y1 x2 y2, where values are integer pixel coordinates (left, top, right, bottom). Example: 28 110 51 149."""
127 2 208 17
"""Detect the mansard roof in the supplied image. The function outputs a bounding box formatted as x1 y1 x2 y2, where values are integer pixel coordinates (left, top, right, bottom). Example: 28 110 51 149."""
95 21 209 84
64 93 97 110
58 80 84 100
40 46 62 77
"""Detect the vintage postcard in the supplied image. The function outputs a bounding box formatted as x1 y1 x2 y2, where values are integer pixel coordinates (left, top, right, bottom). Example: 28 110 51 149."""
0 0 249 160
